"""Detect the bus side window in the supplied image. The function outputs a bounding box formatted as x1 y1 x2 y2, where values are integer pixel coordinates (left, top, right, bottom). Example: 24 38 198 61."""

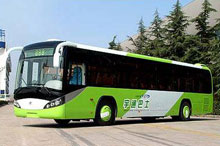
69 66 82 85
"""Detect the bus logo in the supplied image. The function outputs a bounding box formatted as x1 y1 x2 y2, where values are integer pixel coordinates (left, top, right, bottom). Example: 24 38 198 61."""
123 98 150 110
142 94 150 99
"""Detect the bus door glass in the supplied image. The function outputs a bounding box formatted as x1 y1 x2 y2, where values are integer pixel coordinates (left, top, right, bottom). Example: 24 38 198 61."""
69 64 85 85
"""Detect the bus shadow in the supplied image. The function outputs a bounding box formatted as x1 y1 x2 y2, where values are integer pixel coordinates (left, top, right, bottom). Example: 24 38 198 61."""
23 117 218 129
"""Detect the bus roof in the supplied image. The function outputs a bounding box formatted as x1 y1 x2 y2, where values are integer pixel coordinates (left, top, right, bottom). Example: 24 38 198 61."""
61 41 207 70
23 40 208 70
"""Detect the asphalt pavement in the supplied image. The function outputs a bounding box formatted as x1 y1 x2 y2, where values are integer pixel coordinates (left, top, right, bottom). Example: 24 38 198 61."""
1 104 220 146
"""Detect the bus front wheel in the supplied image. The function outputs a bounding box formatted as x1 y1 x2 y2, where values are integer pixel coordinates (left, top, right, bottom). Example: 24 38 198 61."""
94 100 115 126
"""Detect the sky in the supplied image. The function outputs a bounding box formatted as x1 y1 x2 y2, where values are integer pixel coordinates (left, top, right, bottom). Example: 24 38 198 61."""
0 0 193 93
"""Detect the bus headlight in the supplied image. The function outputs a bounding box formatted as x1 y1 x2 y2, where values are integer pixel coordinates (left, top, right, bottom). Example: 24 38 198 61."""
14 101 21 108
44 96 65 109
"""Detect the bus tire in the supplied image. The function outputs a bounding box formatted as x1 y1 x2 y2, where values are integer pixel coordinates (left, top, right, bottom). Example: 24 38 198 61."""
54 119 70 126
141 117 156 122
94 100 115 126
179 101 191 121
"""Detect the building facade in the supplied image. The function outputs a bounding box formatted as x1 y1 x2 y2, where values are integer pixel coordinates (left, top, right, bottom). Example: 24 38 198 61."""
0 29 11 100
120 0 220 51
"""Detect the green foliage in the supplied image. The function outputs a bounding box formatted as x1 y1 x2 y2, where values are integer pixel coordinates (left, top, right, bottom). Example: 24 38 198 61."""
209 39 220 92
108 35 122 51
192 0 217 43
129 17 148 54
148 10 166 57
164 0 189 60
213 100 220 115
166 0 189 38
150 10 164 39
212 19 220 40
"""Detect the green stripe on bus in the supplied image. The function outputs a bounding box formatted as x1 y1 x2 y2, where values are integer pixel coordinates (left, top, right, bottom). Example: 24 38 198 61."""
127 53 172 64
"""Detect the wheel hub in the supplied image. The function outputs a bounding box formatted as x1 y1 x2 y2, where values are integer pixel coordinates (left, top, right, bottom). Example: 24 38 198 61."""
100 105 112 122
183 106 190 118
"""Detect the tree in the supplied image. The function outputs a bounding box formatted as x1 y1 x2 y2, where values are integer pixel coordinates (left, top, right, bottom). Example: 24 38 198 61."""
209 36 220 97
129 17 148 54
164 0 189 60
108 35 117 50
108 35 122 51
150 9 164 40
212 18 220 40
188 0 217 70
181 35 202 63
192 0 217 43
148 9 166 57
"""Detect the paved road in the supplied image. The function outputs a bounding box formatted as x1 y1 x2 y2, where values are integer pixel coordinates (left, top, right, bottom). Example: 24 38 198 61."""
1 104 220 146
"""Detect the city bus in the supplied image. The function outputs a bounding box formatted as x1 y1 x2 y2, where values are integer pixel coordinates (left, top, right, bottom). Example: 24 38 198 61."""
14 40 213 126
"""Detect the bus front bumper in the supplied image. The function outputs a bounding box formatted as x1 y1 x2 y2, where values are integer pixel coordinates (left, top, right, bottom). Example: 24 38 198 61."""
14 105 66 119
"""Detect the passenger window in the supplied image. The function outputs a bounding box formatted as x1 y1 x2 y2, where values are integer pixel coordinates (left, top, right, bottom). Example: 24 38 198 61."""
69 66 82 85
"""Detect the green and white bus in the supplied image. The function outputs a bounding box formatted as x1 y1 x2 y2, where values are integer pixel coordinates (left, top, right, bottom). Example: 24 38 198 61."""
14 40 213 126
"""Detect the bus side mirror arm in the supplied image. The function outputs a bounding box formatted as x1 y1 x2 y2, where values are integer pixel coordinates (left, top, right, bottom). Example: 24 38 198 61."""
2 46 23 68
5 46 23 59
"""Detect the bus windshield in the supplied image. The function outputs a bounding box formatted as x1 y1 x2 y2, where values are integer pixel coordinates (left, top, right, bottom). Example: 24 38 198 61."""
15 56 63 90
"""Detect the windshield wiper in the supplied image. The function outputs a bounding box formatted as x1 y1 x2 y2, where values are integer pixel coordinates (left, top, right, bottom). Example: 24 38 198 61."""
20 77 27 86
27 83 51 96
28 83 44 87
41 86 51 96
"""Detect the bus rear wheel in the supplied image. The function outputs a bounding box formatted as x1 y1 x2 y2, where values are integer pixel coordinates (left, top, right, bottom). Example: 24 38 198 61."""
94 100 115 126
179 101 191 121
54 119 70 126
